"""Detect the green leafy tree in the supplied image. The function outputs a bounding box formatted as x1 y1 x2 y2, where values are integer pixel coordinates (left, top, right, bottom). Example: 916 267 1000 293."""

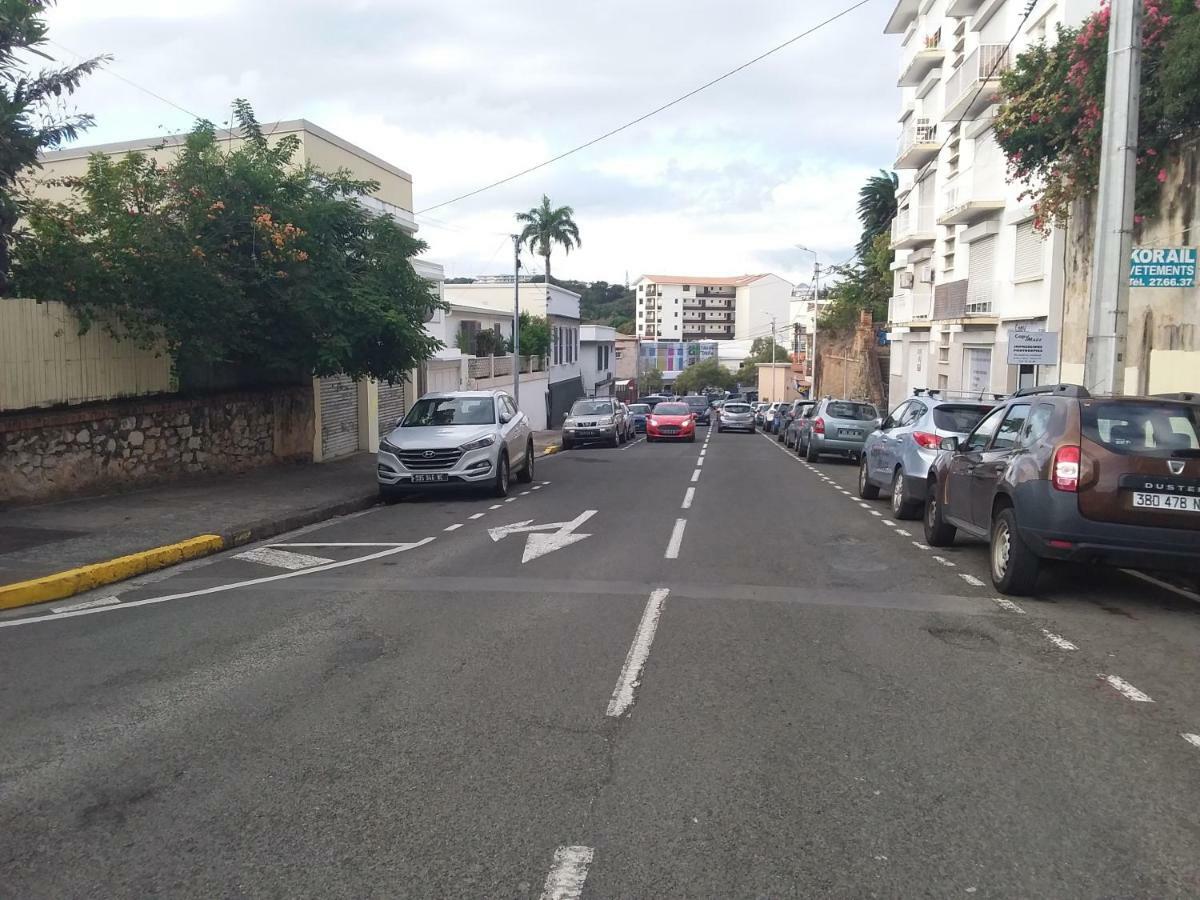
0 0 105 294
735 335 792 383
674 357 736 395
819 232 893 332
640 366 664 394
510 311 550 360
515 194 580 284
855 170 898 257
458 327 506 357
14 101 443 382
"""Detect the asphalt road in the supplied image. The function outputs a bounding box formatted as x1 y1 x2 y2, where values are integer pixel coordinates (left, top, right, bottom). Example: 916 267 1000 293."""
3 426 1200 898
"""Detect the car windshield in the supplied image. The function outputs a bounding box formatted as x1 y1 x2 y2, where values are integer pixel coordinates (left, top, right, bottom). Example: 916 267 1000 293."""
684 397 708 408
933 404 993 433
627 404 650 414
1082 401 1200 457
403 397 495 426
570 400 614 416
654 403 690 415
826 401 878 421
724 403 751 413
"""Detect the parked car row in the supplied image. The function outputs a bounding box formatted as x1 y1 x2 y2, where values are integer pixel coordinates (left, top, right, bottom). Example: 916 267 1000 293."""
562 397 636 448
835 384 1200 596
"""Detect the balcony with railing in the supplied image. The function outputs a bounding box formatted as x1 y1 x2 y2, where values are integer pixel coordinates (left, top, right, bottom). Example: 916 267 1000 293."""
890 204 936 250
943 44 1010 122
888 290 933 325
937 175 1005 225
898 28 945 86
947 0 986 15
696 289 735 299
895 117 939 169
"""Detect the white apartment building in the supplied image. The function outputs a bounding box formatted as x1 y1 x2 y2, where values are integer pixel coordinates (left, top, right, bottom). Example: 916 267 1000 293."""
884 0 1094 404
634 274 793 343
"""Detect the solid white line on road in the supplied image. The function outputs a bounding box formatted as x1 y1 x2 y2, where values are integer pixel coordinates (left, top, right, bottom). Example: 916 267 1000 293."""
665 518 688 559
444 524 463 532
469 513 486 520
620 437 645 451
273 542 412 547
1100 674 1154 702
992 597 1026 613
690 469 701 483
1042 629 1077 650
234 547 333 570
681 487 695 509
1182 733 1200 750
912 541 931 551
1124 569 1200 603
932 555 956 567
2 538 437 630
539 845 595 900
895 529 912 536
607 588 670 717
959 573 986 587
490 504 503 510
55 595 121 613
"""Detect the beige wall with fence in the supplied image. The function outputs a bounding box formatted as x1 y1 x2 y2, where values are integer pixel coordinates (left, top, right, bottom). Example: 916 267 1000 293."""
0 299 174 412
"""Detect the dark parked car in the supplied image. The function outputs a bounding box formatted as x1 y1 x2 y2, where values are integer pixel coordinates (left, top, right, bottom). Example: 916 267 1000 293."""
924 384 1200 595
793 398 879 462
627 403 652 433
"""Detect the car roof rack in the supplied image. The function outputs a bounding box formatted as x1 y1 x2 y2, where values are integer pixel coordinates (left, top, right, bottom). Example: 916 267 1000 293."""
1012 383 1091 398
1152 392 1199 403
913 388 1005 402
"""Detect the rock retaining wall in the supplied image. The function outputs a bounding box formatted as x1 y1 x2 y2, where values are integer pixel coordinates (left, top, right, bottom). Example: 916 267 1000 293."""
0 387 314 504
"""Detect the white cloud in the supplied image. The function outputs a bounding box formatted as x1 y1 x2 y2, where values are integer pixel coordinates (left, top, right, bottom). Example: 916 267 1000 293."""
42 0 900 284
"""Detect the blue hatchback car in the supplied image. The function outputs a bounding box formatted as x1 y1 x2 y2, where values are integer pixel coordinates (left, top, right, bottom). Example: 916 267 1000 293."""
626 403 652 433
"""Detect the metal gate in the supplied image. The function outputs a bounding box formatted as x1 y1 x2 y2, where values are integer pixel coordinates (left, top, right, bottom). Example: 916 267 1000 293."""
378 380 407 438
320 375 360 459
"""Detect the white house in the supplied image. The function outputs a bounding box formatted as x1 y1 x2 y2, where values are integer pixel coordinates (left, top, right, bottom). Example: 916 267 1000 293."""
883 0 1094 404
579 325 618 397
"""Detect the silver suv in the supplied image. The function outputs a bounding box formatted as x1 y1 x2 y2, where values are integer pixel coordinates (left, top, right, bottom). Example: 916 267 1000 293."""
796 398 880 463
859 391 995 519
377 390 534 500
562 397 628 448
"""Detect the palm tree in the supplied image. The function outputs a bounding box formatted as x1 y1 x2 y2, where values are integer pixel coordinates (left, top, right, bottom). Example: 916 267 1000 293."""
515 194 581 284
855 170 899 258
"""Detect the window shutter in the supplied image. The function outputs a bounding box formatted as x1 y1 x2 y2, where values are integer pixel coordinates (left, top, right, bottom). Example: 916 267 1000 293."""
1014 221 1045 280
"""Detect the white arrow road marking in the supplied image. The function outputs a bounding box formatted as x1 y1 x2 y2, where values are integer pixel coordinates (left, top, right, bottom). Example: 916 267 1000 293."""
234 547 333 570
539 845 594 900
488 510 597 563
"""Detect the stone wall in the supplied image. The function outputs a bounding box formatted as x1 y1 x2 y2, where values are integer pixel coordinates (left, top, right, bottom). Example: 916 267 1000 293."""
817 311 889 408
0 387 314 504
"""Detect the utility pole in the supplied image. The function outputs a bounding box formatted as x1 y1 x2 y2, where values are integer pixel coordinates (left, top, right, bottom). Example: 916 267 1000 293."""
811 263 823 398
1084 0 1142 395
769 315 777 400
512 235 521 408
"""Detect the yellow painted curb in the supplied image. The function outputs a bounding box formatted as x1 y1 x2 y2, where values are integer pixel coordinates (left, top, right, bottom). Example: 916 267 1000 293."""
0 534 225 611
542 445 560 455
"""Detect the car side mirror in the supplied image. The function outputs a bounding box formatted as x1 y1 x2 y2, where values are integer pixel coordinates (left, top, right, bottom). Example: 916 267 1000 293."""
499 412 512 424
939 436 959 452
394 417 404 429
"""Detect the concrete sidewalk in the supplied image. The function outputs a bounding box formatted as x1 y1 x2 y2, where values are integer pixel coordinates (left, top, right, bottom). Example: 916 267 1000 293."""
1 432 565 610
0 453 379 607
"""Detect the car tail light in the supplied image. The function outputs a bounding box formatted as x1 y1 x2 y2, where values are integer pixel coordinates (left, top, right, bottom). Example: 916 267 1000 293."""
813 417 825 435
912 431 940 450
1052 445 1080 492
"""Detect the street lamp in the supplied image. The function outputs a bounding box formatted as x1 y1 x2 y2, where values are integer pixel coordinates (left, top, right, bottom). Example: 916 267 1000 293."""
796 244 822 397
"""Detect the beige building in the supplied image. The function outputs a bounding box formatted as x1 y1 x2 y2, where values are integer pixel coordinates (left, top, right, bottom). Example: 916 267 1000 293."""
26 120 443 463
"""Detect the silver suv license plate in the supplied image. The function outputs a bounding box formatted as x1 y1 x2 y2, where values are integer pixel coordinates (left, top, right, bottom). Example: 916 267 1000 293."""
1133 492 1200 512
412 473 449 483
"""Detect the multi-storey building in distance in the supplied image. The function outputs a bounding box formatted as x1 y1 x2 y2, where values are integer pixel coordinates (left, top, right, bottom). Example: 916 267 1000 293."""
884 0 1094 402
634 274 793 343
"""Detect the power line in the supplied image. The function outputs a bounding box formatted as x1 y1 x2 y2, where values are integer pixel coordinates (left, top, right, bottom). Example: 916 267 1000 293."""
417 0 879 215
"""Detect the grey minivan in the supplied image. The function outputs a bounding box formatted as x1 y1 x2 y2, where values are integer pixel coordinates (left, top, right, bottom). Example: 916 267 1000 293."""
859 393 995 518
795 398 879 463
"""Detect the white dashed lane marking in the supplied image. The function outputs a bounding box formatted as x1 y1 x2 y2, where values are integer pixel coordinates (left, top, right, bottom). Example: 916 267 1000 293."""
1100 674 1154 703
489 504 503 510
895 529 912 536
539 845 594 900
992 597 1026 614
959 573 985 587
443 523 463 532
469 513 486 520
1042 629 1077 650
912 542 931 550
691 469 701 483
55 596 120 613
1182 733 1200 750
681 487 695 510
664 519 688 559
932 555 956 568
607 588 670 718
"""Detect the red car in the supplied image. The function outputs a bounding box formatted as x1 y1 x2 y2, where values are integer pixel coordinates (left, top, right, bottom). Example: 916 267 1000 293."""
646 401 697 443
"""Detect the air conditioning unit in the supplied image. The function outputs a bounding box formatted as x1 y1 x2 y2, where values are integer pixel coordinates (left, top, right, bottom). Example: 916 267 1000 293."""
919 268 935 284
898 272 915 289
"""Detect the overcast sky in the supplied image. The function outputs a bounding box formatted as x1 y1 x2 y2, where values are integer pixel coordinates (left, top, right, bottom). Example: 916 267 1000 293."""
46 0 898 286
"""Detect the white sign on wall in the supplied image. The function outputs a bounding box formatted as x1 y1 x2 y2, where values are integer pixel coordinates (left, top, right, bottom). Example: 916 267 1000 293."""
1008 330 1059 366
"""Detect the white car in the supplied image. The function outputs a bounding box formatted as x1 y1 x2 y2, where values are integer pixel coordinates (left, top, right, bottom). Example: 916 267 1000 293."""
377 390 534 500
